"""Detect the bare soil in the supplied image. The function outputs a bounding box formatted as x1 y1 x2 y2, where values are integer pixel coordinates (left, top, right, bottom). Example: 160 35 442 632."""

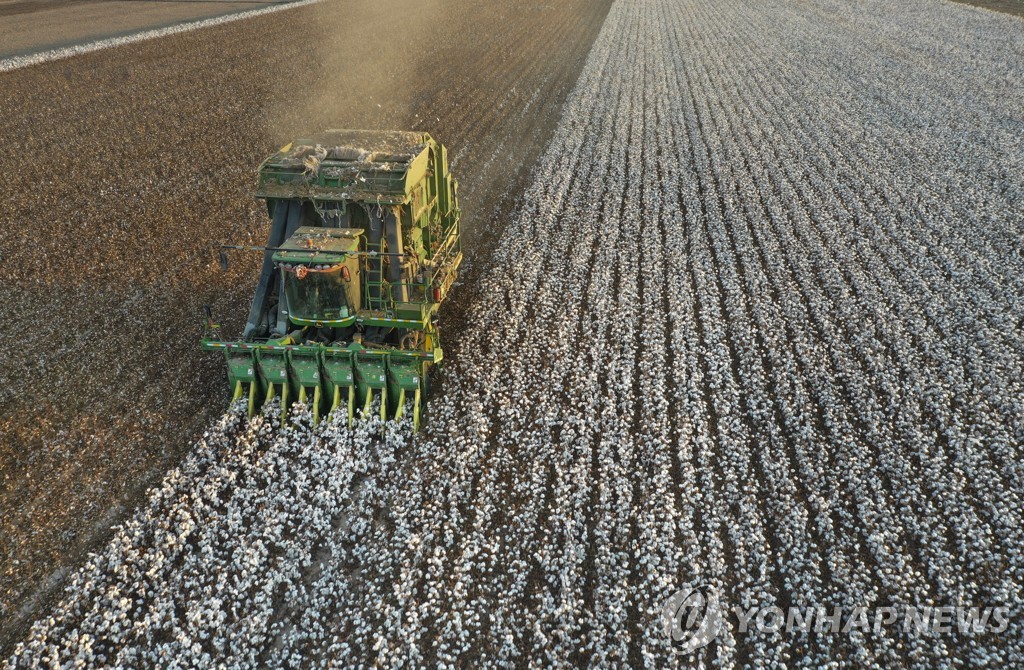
0 0 612 654
0 0 283 57
951 0 1024 17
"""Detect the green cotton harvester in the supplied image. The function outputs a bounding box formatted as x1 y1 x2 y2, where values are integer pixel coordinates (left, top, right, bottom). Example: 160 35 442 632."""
203 130 462 429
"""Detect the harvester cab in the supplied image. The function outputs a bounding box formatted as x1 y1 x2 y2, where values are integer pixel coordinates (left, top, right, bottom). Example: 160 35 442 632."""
203 130 462 430
274 227 360 325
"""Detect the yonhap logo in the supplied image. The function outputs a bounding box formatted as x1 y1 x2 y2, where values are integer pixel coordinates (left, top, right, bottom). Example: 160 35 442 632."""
662 583 724 654
659 582 1011 655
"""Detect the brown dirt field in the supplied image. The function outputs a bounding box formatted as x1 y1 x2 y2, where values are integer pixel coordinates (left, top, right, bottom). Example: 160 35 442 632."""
0 0 283 57
0 0 612 654
951 0 1024 17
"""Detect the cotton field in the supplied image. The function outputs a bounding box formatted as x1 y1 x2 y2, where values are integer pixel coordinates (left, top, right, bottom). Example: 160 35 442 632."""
8 0 1024 667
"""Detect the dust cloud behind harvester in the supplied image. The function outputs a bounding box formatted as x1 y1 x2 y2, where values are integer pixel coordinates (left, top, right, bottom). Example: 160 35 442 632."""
260 0 446 147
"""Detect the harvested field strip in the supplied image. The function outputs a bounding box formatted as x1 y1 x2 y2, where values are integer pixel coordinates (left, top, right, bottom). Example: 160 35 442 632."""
0 0 613 653
0 0 322 72
7 0 1024 667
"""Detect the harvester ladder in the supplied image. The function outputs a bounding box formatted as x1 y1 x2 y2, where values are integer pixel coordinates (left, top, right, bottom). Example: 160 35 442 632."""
366 206 387 311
